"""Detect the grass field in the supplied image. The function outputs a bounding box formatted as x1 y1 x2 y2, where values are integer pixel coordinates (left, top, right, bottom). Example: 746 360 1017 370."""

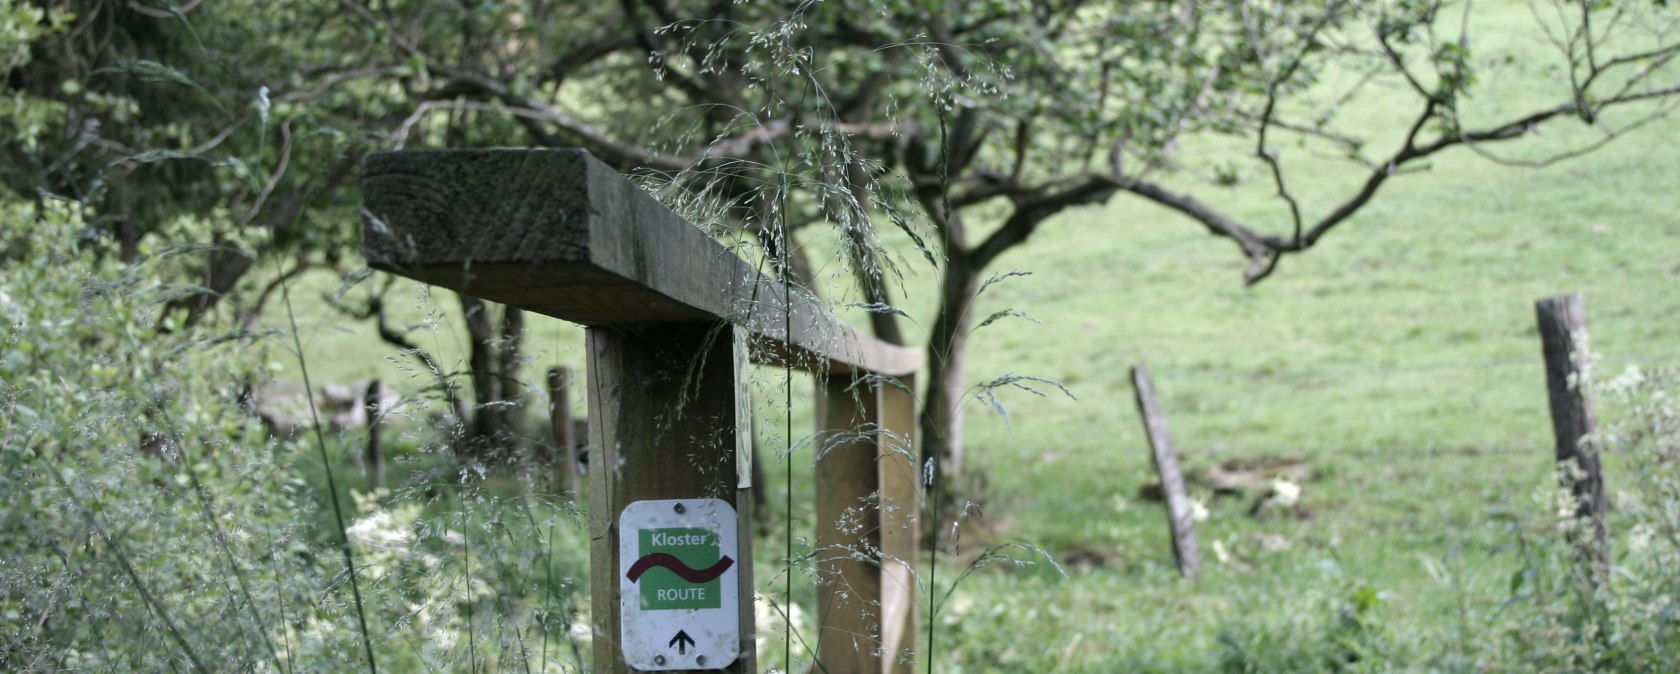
255 3 1680 670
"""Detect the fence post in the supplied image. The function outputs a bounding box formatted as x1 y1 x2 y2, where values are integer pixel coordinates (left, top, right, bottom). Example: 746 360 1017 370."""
586 323 756 674
814 373 920 674
816 374 883 673
1130 364 1200 579
548 366 578 496
364 379 383 490
362 148 922 672
1535 293 1608 566
876 374 919 673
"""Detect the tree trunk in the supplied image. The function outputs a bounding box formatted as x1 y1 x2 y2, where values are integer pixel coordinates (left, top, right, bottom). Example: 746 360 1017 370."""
548 366 578 495
844 155 906 346
500 305 526 422
365 379 384 490
460 294 526 455
919 251 979 535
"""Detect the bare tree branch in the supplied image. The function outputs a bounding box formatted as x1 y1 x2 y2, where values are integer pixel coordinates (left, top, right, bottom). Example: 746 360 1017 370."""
970 177 1116 269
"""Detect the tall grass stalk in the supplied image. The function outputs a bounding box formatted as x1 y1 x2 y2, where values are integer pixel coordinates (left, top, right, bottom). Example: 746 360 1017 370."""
540 521 555 673
121 304 292 672
277 260 378 673
43 458 211 674
176 439 288 672
923 98 952 674
463 503 478 674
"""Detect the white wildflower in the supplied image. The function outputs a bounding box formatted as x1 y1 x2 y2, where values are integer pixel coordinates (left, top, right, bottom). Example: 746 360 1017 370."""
346 509 413 551
1269 479 1302 507
1189 498 1210 522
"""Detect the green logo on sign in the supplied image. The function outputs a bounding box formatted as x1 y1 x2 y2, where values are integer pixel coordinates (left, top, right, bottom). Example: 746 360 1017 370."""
633 528 726 610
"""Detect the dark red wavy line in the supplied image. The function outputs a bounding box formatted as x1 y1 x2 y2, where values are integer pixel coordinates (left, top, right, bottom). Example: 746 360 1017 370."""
626 553 735 584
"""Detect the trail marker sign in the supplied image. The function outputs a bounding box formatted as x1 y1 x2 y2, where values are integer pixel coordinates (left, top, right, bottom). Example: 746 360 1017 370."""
619 498 740 670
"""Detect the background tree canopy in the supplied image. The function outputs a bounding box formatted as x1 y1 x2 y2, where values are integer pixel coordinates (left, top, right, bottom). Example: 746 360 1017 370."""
7 0 1676 494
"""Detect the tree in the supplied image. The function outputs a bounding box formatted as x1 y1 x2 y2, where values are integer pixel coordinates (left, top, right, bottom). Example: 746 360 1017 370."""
9 0 1678 507
0 1 602 454
315 0 1679 521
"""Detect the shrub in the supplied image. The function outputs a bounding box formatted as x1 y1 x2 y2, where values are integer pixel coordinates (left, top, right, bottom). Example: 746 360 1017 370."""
0 198 592 672
0 197 313 671
1434 362 1680 673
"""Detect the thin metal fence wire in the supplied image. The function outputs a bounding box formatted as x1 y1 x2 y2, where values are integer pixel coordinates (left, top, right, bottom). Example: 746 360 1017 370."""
1150 351 1680 383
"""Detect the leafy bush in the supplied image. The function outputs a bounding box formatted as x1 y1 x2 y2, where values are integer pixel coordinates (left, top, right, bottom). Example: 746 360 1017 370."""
1459 363 1680 673
0 199 591 672
0 197 308 671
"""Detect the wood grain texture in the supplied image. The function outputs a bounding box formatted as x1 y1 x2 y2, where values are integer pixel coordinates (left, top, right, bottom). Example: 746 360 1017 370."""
1535 293 1607 565
1130 364 1201 579
362 149 920 377
815 374 885 674
875 375 920 674
812 373 921 673
586 322 755 673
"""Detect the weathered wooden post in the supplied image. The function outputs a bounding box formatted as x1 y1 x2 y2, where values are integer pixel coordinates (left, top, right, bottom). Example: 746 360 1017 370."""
588 322 754 672
362 148 921 673
1130 364 1200 579
874 375 920 673
547 365 578 495
364 378 383 490
815 373 920 673
1535 293 1608 565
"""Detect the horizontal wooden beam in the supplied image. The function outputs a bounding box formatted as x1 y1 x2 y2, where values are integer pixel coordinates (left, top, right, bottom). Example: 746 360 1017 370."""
362 149 920 377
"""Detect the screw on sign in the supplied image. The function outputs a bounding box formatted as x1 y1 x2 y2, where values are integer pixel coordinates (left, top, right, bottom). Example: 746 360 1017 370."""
619 499 740 670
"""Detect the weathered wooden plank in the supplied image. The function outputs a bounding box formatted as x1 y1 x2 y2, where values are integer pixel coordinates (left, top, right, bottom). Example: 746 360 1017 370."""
362 148 919 377
812 372 921 673
815 374 885 673
587 322 756 673
875 375 919 673
1535 293 1607 566
1130 364 1201 579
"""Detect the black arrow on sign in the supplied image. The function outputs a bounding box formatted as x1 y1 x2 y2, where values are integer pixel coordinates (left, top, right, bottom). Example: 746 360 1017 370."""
669 630 695 655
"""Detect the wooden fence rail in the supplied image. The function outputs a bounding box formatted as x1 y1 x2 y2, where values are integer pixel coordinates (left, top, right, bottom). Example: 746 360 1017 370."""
362 148 921 674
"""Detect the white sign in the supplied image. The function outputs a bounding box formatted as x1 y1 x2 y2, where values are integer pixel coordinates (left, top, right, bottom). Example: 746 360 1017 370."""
619 498 740 670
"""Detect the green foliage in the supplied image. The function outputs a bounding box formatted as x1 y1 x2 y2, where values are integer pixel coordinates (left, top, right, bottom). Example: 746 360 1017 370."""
3 1 1679 672
0 197 301 671
0 199 592 671
0 4 71 155
1215 566 1391 674
1454 364 1680 673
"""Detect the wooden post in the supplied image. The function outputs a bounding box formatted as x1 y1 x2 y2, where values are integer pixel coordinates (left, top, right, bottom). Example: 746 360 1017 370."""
1130 365 1201 579
548 366 578 496
814 373 920 674
361 148 924 672
815 375 884 673
364 379 383 490
587 323 755 674
1535 293 1608 565
875 375 919 674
